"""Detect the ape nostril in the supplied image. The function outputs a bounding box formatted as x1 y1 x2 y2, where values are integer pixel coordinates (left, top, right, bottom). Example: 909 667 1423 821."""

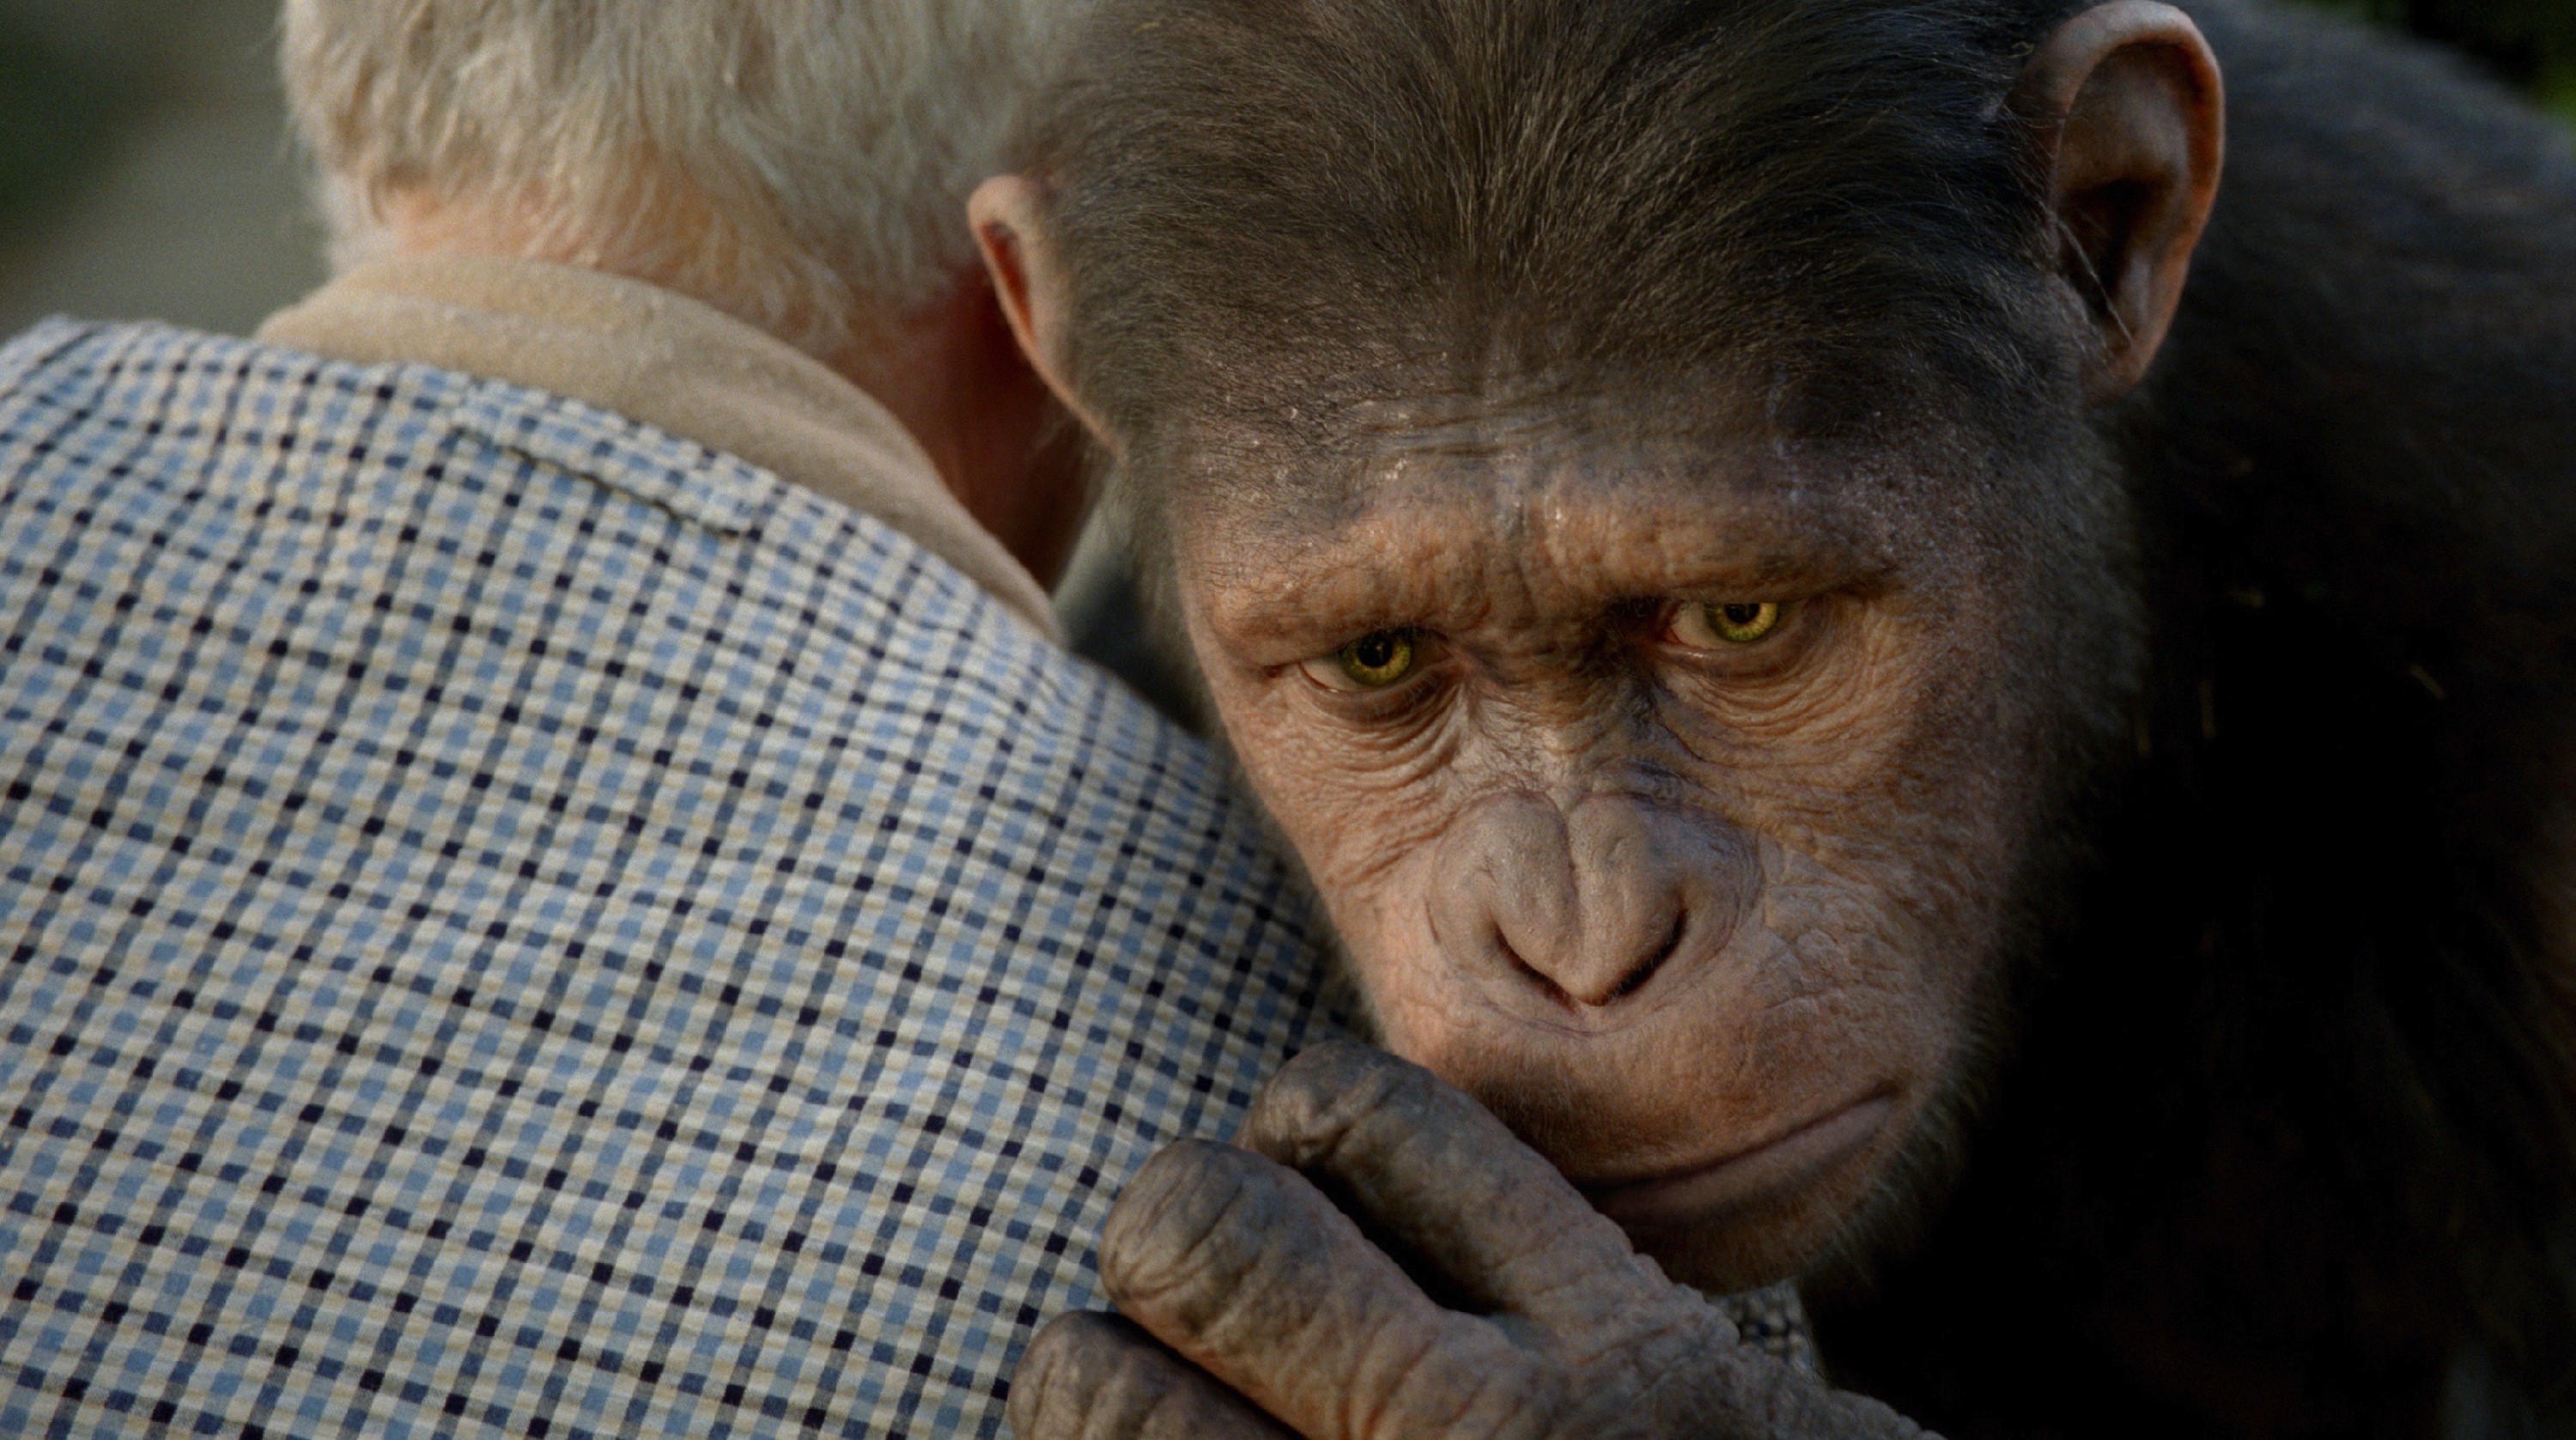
1492 930 1580 1012
1608 911 1689 1002
1435 793 1744 1012
1493 909 1686 1011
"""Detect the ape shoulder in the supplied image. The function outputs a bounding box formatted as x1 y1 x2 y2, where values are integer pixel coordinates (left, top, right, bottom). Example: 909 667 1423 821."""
2156 0 2576 582
1820 6 2576 1432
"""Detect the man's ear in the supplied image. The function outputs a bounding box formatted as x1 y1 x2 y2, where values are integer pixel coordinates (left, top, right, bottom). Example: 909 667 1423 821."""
969 176 1116 453
2012 0 2225 405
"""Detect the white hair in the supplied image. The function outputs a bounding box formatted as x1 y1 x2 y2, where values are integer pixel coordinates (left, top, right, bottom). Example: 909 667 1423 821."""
281 0 1066 356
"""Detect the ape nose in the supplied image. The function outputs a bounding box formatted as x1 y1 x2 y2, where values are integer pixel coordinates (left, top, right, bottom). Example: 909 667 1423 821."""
1430 793 1747 1011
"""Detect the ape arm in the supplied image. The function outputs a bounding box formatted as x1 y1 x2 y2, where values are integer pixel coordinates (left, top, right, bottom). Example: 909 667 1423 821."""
1008 1042 1935 1440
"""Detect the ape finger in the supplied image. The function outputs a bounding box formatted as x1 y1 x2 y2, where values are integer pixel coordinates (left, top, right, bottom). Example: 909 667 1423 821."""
1099 1138 1546 1440
1008 1312 1294 1440
1242 1042 1667 1330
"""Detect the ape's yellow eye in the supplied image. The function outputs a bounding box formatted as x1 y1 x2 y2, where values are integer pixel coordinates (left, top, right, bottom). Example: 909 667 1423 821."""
1305 629 1420 691
1672 601 1784 648
1340 629 1418 686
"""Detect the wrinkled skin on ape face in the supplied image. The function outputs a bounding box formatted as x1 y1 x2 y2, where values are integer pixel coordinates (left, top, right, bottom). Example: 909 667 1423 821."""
1174 427 2047 1293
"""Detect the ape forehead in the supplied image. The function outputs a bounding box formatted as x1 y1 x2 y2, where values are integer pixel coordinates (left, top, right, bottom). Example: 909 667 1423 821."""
1176 429 1967 645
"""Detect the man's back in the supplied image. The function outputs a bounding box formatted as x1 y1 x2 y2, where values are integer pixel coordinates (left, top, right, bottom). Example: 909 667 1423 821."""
0 319 1335 1437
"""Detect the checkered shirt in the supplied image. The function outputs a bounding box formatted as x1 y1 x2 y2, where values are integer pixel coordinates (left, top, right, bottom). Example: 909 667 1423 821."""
0 319 1343 1439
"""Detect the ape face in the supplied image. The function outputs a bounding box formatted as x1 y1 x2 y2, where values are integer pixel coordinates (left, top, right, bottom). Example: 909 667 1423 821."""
1167 417 2104 1293
977 0 2221 1304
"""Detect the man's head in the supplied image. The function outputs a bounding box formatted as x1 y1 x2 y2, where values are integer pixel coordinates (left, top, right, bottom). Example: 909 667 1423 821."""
283 0 1092 580
282 0 1050 355
978 0 2221 1291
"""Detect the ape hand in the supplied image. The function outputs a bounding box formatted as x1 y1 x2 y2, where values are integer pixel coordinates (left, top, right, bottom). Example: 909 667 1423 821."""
1008 1041 1932 1440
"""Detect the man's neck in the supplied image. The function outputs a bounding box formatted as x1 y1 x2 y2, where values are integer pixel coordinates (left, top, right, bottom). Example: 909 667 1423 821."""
378 198 1089 590
830 280 1093 592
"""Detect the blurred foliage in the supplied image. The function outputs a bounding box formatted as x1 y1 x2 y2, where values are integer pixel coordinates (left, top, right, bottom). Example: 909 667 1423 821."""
2305 0 2576 119
0 20 144 244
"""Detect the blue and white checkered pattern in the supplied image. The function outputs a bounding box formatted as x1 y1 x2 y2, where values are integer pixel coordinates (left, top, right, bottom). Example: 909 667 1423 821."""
0 319 1341 1439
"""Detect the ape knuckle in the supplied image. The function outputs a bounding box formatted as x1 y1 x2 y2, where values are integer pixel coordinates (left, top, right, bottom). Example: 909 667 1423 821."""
1087 1355 1196 1440
1007 1314 1131 1440
1125 1373 1246 1440
1255 1041 1398 1129
1099 1141 1279 1304
1623 1326 1777 1432
1030 1311 1127 1374
1357 1321 1558 1440
1014 1313 1251 1440
1279 1036 1387 1082
1415 1362 1562 1440
1251 1042 1443 1169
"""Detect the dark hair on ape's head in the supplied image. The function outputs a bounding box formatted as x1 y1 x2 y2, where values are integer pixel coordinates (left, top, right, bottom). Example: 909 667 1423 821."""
1027 0 2081 489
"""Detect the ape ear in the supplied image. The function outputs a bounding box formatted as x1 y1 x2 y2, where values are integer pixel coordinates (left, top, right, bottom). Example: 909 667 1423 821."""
2013 0 2225 405
969 176 1117 453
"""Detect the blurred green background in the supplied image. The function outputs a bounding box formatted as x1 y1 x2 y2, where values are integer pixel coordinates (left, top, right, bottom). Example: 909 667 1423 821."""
0 0 324 338
2307 0 2576 113
0 0 2567 342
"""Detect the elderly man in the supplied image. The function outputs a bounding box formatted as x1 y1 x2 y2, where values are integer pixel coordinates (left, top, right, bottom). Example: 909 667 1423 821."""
0 3 1336 1436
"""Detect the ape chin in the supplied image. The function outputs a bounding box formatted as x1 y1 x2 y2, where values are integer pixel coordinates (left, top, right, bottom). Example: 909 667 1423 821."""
982 0 2576 1432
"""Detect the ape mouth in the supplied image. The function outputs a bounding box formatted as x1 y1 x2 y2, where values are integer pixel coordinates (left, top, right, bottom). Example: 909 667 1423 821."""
1573 1092 1896 1228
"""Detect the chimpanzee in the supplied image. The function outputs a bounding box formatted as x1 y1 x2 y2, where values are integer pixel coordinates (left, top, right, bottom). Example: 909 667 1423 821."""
972 0 2576 1433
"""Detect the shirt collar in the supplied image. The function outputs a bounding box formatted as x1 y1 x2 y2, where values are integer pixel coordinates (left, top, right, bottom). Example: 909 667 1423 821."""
258 253 1063 641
